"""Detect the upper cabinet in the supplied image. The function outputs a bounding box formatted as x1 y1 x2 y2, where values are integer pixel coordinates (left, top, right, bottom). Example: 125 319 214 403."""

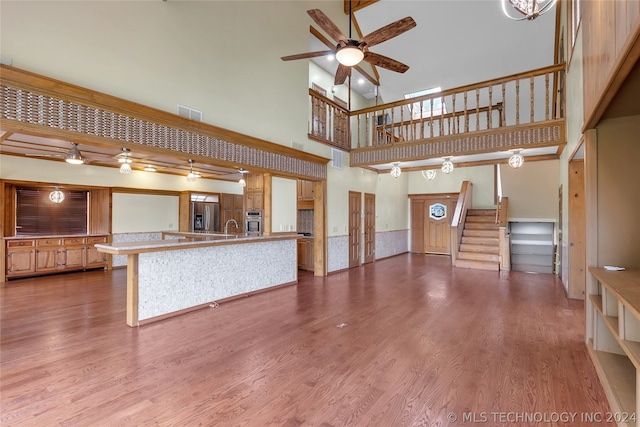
245 173 264 212
297 179 314 209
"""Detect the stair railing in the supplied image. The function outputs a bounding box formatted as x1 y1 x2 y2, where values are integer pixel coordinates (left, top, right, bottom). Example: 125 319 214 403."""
450 181 473 265
497 197 510 271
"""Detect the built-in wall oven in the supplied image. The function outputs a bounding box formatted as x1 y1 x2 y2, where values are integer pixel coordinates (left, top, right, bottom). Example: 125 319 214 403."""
245 211 262 234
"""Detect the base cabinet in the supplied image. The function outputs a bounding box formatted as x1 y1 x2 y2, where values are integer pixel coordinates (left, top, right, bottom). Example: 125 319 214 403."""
5 235 108 280
297 238 314 271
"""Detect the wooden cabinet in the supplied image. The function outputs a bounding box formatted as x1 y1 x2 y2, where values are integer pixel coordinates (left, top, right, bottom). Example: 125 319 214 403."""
221 193 244 234
297 179 314 210
587 267 640 426
5 235 108 279
6 240 36 276
297 238 314 271
245 173 264 212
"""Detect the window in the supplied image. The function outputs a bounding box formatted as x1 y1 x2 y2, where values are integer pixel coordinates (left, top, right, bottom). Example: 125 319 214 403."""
16 187 88 235
404 87 447 120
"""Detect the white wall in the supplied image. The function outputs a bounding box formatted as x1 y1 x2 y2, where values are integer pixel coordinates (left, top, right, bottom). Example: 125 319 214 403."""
271 176 297 233
112 194 178 233
0 155 243 195
408 164 496 208
501 160 559 221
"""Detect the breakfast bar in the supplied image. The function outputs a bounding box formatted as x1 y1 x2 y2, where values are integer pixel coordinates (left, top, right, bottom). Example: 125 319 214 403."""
95 232 298 327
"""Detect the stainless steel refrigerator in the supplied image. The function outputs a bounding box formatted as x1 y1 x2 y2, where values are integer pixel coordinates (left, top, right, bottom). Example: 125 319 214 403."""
192 202 219 232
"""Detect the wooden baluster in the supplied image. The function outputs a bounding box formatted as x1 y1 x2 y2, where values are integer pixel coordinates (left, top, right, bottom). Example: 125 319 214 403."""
400 105 404 141
390 108 395 144
420 100 425 140
488 86 493 128
545 73 550 121
475 89 480 131
501 83 506 126
464 91 468 133
530 76 534 123
430 99 434 138
440 97 444 136
452 94 456 134
516 79 520 126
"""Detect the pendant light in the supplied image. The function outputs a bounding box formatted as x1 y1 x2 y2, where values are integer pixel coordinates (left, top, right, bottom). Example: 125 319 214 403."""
238 168 248 187
186 159 200 182
49 186 65 203
441 157 454 174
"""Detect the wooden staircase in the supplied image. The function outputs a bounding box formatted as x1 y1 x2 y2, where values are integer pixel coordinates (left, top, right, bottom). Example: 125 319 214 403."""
455 209 500 271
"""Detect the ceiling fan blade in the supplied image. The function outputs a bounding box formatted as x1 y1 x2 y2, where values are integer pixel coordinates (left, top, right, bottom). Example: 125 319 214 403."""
360 17 416 48
307 9 347 43
334 64 351 85
363 51 410 73
281 50 336 61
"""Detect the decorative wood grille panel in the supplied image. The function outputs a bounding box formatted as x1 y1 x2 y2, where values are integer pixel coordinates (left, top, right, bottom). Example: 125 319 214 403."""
1 85 326 180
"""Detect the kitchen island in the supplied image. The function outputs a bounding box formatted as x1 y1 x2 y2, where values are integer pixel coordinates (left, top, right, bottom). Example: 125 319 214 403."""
95 232 298 327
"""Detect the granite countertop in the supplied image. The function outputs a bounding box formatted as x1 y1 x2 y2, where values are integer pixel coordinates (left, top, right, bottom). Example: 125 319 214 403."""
95 232 299 255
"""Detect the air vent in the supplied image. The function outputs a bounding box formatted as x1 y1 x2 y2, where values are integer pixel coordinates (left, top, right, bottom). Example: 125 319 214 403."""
177 104 202 122
331 148 343 169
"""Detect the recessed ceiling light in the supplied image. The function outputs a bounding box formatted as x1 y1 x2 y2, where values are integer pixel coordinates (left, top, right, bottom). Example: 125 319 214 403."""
144 165 157 172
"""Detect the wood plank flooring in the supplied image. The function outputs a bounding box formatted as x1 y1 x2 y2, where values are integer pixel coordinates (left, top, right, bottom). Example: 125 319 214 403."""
1 254 613 426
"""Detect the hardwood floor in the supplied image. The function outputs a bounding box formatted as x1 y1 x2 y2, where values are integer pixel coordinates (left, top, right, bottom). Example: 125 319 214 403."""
1 254 612 426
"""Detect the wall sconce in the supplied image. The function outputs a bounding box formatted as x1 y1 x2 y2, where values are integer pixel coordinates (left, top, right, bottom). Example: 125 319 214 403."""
441 157 454 174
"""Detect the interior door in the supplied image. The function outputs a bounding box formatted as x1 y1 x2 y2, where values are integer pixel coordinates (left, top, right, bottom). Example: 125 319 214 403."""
568 159 585 299
348 191 361 268
364 193 375 264
425 198 451 254
410 198 426 253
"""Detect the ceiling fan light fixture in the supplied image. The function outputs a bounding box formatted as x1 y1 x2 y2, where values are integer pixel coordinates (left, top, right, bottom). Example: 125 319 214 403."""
65 143 84 164
335 42 364 67
239 178 246 187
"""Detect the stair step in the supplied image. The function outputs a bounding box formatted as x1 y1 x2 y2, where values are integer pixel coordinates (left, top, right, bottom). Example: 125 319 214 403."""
467 209 496 216
461 236 499 245
463 229 499 238
465 222 499 230
459 243 500 254
455 259 499 271
466 216 496 223
457 251 500 262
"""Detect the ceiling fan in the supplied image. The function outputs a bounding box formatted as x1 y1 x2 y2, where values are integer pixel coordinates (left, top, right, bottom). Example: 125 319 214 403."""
281 4 416 85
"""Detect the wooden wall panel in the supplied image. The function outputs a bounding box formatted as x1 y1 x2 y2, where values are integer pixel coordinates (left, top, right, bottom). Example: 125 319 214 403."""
89 189 111 235
582 0 640 129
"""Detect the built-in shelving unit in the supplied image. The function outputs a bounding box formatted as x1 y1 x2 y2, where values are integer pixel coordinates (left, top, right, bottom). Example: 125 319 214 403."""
509 222 554 273
588 267 640 427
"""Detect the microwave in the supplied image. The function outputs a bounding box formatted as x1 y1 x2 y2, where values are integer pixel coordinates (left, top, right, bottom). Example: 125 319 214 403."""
245 211 262 234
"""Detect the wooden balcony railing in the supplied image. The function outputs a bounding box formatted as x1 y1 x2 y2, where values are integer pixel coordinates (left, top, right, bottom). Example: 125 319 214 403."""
308 88 350 151
349 63 564 149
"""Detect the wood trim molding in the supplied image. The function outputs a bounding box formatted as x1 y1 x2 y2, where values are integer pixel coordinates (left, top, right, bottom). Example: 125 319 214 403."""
0 65 330 180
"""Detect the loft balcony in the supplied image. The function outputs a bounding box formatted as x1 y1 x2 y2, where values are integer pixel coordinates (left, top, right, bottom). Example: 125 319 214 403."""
308 63 566 172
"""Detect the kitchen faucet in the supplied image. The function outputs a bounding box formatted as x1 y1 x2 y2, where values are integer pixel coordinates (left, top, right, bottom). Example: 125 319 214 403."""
224 219 239 235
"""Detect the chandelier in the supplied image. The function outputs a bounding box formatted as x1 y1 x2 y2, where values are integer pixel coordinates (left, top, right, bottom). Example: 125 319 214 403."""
502 0 557 21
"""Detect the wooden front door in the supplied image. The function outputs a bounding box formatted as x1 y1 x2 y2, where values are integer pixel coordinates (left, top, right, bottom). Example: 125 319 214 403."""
364 193 375 264
348 191 361 268
425 198 452 254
